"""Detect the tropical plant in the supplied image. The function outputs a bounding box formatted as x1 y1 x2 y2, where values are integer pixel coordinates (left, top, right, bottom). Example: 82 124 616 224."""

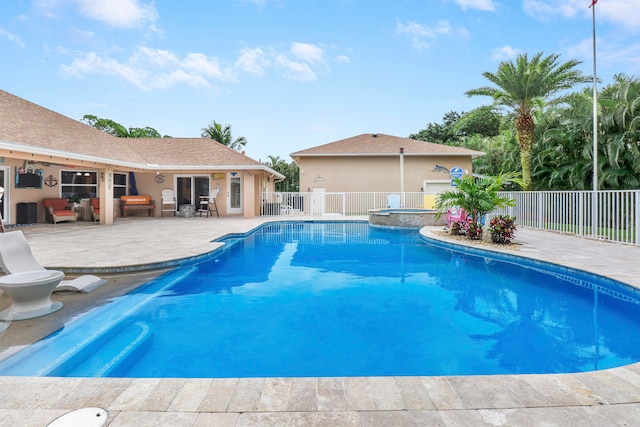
465 52 590 190
265 155 299 192
598 74 640 188
436 172 524 239
488 215 517 244
533 91 597 190
453 131 520 179
81 115 170 138
201 120 247 151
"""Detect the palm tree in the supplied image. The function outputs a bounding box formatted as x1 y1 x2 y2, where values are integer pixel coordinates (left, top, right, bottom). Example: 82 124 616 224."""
201 120 247 151
436 172 524 238
265 155 300 192
465 52 590 190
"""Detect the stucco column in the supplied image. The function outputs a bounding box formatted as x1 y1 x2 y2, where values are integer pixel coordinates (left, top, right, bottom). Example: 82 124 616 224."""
243 172 255 219
99 166 115 225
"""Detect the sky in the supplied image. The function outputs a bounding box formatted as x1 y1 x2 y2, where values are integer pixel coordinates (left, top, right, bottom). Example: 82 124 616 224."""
1 0 639 164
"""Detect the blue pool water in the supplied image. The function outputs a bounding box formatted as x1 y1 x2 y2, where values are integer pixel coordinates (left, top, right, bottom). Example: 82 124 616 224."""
2 221 640 378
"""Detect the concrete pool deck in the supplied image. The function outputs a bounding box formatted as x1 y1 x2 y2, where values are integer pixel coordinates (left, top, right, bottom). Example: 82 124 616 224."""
2 216 640 426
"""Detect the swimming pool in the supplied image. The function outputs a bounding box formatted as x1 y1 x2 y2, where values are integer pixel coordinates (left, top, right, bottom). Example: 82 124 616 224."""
2 221 640 378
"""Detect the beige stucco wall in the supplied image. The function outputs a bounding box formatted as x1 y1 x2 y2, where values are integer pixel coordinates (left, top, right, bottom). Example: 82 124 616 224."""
1 158 275 224
295 155 474 193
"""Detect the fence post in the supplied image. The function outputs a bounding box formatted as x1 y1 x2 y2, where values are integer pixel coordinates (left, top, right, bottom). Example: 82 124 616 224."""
636 191 640 246
537 192 544 229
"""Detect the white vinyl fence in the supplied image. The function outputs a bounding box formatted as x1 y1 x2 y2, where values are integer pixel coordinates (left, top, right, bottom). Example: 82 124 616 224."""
263 190 640 246
493 190 640 246
261 192 437 217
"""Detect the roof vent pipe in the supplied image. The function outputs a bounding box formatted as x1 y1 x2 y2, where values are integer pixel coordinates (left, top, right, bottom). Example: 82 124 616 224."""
372 134 378 137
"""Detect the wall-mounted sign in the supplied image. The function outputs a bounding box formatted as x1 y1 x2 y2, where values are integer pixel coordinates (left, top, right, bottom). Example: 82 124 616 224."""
450 167 464 179
212 173 225 180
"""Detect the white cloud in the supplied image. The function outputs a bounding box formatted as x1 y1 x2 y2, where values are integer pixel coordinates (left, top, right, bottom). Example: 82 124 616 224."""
567 37 640 76
60 47 233 90
0 29 26 48
60 41 334 89
452 0 496 12
235 47 270 75
67 26 95 45
290 42 325 64
396 19 464 50
523 0 640 31
75 0 158 29
492 45 522 61
274 53 318 82
244 0 282 10
335 54 351 64
61 52 146 88
36 0 158 29
183 53 236 80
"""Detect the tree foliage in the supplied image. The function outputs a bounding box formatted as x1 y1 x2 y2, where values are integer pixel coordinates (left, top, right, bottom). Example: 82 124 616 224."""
409 62 640 192
465 52 590 190
201 120 247 151
265 155 299 192
81 115 170 138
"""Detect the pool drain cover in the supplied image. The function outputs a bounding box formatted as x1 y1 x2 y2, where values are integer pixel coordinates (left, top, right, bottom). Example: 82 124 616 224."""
47 407 108 427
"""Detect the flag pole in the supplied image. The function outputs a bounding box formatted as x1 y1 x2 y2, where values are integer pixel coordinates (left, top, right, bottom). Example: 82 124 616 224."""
590 0 598 237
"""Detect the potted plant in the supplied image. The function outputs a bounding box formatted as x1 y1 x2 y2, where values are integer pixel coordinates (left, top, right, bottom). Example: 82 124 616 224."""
68 194 82 208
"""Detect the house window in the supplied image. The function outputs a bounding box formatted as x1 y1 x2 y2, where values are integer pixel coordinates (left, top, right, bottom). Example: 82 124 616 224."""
61 171 98 199
114 173 127 198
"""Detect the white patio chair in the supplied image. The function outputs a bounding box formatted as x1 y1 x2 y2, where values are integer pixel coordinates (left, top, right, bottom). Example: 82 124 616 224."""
161 188 176 217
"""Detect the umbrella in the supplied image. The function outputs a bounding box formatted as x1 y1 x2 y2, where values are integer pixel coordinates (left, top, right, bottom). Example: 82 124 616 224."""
129 172 139 195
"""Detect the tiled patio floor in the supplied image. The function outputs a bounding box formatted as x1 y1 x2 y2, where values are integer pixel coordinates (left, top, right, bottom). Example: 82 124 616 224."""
1 216 640 426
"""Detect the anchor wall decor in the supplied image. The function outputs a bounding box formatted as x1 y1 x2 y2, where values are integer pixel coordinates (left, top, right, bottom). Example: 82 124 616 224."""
44 174 58 187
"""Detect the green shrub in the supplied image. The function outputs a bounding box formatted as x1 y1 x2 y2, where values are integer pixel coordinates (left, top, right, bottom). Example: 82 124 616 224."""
489 215 517 244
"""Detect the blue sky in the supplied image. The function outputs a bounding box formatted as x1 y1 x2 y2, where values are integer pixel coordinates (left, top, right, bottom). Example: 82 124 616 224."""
1 0 639 163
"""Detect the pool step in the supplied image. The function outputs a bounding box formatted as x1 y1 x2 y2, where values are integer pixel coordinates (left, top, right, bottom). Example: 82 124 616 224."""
0 266 195 377
49 321 153 377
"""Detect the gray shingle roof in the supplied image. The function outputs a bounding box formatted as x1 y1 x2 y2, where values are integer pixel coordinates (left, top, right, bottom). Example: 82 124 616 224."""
0 89 281 175
290 133 485 157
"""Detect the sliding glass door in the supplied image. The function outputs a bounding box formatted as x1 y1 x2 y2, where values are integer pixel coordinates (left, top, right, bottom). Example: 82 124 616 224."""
176 175 209 208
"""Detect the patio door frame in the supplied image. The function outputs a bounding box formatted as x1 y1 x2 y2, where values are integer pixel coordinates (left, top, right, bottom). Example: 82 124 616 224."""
175 174 210 210
0 166 9 223
227 173 242 215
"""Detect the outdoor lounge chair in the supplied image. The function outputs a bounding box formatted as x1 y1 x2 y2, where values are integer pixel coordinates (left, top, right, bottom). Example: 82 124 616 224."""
387 194 401 208
280 204 301 215
0 231 106 294
89 198 100 222
446 207 467 229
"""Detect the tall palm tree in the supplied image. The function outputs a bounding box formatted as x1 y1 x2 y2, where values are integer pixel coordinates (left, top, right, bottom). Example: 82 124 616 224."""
201 120 247 151
466 52 590 190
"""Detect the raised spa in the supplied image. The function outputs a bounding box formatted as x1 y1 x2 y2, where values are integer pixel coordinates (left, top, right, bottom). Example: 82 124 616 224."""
368 208 445 228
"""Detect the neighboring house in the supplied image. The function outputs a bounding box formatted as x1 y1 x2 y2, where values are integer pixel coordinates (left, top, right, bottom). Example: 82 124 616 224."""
290 133 484 195
0 89 284 225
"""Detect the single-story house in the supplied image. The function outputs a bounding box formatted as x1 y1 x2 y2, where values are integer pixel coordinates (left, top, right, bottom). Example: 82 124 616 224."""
290 133 485 195
0 89 284 225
